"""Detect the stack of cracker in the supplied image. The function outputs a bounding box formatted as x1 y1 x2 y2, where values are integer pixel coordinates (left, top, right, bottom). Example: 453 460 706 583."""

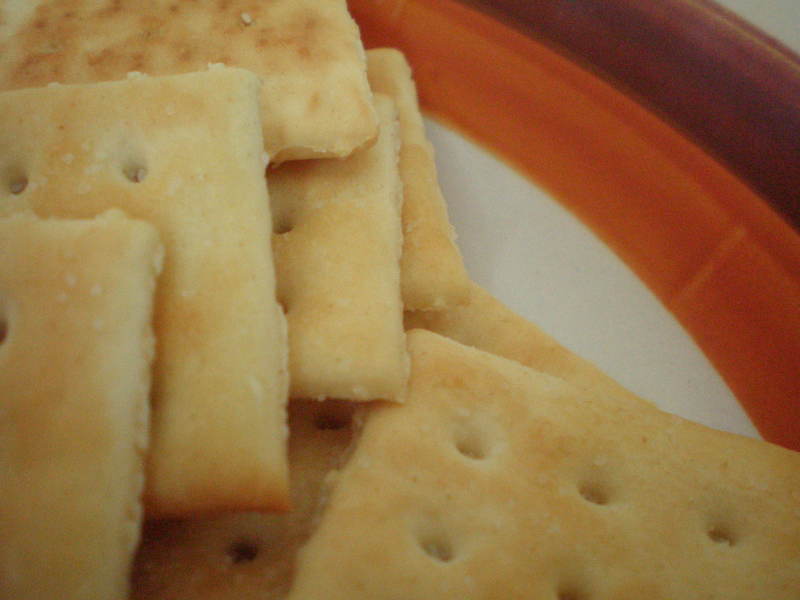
0 2 797 599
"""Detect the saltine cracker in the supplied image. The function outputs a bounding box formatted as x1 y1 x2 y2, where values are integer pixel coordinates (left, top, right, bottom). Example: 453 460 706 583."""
0 68 289 518
367 48 470 310
270 93 407 402
0 210 161 600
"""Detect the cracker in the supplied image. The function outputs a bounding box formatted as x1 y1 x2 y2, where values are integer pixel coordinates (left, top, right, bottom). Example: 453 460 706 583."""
270 93 407 401
132 400 358 600
0 0 377 161
288 330 800 599
0 210 161 600
0 68 289 518
406 281 648 408
367 48 470 310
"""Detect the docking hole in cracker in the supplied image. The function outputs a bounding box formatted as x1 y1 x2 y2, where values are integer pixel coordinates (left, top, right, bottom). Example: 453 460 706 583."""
417 527 455 563
3 160 29 194
8 177 27 194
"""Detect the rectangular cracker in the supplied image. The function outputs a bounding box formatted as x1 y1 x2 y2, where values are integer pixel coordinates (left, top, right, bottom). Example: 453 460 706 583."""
0 210 161 600
0 68 289 518
270 93 407 401
132 400 358 600
406 281 649 408
367 48 470 310
288 330 800 599
0 0 377 161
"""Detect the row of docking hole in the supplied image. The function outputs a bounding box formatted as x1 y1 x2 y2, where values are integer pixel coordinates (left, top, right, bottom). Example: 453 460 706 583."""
3 166 299 235
3 165 302 236
223 409 741 599
4 163 148 196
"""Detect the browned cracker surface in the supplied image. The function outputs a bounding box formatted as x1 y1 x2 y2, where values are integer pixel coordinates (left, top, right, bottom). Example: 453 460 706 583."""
0 210 161 600
0 0 377 161
287 330 800 599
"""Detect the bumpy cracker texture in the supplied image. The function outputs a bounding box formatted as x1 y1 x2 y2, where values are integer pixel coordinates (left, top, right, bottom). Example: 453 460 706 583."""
367 48 470 310
0 0 377 161
0 211 161 600
132 400 358 600
288 330 800 599
406 281 649 408
0 68 289 518
270 94 407 401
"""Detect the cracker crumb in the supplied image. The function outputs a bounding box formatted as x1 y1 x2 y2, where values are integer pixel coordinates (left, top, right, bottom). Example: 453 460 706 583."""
261 151 270 168
92 318 104 331
62 153 74 164
240 12 253 25
65 273 77 287
46 81 61 88
77 182 92 194
90 283 103 296
56 291 69 303
84 164 101 175
165 103 176 116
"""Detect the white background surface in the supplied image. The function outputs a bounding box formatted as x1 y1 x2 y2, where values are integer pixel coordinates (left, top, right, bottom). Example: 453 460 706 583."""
715 0 800 53
423 2 797 439
427 120 759 438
